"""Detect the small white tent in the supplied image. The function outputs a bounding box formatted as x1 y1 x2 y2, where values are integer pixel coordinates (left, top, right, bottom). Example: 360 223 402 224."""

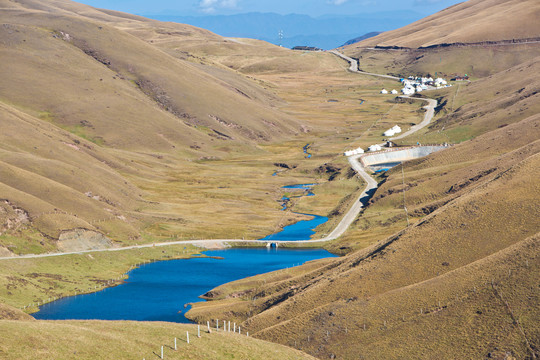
368 144 382 152
390 89 398 94
380 89 388 94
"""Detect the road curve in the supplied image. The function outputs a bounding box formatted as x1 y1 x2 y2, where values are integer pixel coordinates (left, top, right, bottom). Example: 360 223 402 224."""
329 50 400 80
0 53 438 261
391 97 437 141
318 155 378 241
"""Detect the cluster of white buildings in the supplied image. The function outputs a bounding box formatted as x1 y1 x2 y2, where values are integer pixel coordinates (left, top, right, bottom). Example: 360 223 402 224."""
344 143 392 156
344 124 404 156
344 147 365 156
383 125 402 137
381 76 451 96
400 76 449 95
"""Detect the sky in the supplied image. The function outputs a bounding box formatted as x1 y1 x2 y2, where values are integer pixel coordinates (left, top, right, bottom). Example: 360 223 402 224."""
77 0 464 17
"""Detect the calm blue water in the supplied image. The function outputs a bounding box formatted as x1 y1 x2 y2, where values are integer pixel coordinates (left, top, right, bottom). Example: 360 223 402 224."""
282 184 315 189
283 183 315 197
371 162 402 172
33 248 336 323
259 213 329 241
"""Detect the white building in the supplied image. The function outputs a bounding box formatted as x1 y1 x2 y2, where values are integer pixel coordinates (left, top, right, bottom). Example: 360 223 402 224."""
402 86 415 95
368 144 382 152
435 78 448 87
391 125 402 133
380 89 388 94
383 129 396 137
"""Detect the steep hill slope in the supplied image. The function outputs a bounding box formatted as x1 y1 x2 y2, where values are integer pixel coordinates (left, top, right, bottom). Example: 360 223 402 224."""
1 1 299 149
188 113 540 359
354 0 540 48
0 0 320 254
341 0 540 78
182 1 540 357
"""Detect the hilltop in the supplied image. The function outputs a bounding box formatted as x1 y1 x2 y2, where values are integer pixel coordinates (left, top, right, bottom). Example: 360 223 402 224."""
349 0 540 48
340 0 540 79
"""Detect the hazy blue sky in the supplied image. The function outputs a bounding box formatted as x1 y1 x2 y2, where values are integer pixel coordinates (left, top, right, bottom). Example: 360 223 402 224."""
78 0 464 17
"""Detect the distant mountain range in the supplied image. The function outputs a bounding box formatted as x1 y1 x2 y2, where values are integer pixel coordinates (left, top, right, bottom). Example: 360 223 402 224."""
147 12 423 50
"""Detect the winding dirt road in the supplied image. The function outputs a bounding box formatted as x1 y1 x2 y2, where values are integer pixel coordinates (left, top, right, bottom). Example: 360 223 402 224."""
329 50 400 80
0 52 438 260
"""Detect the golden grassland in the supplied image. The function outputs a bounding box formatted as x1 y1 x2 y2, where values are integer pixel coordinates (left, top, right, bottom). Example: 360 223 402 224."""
187 113 540 357
1 0 540 358
351 0 540 48
0 318 316 359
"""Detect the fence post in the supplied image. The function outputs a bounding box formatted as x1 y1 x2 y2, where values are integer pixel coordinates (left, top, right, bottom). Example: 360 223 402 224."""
186 331 190 344
233 323 236 333
160 346 163 359
198 325 201 338
216 319 219 331
239 327 241 335
174 337 177 350
207 321 211 333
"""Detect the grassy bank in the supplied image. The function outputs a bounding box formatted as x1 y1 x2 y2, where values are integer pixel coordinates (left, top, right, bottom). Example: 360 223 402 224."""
0 319 315 359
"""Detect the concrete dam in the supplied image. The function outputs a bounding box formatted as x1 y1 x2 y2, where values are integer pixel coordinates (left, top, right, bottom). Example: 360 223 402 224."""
360 145 449 171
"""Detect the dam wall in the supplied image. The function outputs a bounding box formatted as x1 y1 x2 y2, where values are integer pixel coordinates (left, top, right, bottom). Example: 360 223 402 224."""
360 146 449 168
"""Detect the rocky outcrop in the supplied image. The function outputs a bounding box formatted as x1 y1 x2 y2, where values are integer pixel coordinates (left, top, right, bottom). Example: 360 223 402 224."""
57 229 113 252
0 246 14 258
0 200 30 236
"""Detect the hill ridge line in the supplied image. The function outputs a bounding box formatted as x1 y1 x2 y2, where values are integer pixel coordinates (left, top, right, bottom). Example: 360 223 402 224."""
352 37 540 51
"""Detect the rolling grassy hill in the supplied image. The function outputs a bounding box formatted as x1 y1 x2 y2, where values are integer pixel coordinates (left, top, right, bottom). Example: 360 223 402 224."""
350 0 540 48
0 302 316 360
340 0 540 79
0 0 538 358
180 1 540 358
187 112 540 359
0 0 326 256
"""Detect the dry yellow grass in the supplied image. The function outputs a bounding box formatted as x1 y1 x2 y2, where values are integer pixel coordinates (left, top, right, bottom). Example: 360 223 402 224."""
351 0 540 48
186 114 540 358
1 0 539 359
0 318 316 359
